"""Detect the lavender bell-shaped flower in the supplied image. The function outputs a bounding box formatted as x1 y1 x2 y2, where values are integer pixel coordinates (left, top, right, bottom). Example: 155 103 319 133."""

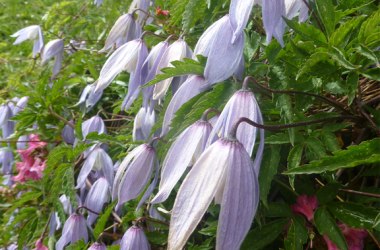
88 242 107 250
76 84 103 113
153 39 193 101
11 25 44 57
100 14 142 53
95 39 145 92
14 96 29 114
120 226 151 250
41 39 64 77
262 0 286 46
229 0 259 43
84 177 111 225
207 77 264 174
112 143 156 210
62 123 75 144
194 15 244 85
55 213 89 250
128 0 151 24
82 115 107 139
0 104 12 128
133 106 155 141
152 111 213 204
76 147 114 188
168 128 260 250
285 0 309 22
0 148 13 175
161 75 208 136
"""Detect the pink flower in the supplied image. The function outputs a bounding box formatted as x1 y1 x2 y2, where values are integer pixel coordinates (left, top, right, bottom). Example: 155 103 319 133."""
323 224 367 250
291 195 318 221
33 238 48 250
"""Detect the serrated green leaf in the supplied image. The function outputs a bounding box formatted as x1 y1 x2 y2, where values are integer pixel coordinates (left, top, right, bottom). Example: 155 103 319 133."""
329 16 366 48
284 218 308 250
93 201 116 239
17 217 38 250
321 132 341 153
314 207 348 250
358 9 380 48
315 0 336 37
329 202 380 231
284 19 327 45
182 0 207 32
265 132 290 144
287 144 304 189
241 219 288 250
144 58 205 87
285 138 380 174
7 191 42 215
328 47 357 70
259 145 281 207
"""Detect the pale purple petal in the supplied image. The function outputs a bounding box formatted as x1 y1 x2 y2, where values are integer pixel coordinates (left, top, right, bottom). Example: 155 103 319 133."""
120 226 151 250
204 15 244 85
229 0 255 43
194 17 225 57
133 106 155 141
41 39 64 65
17 135 28 150
128 0 151 24
161 75 209 136
2 121 15 139
88 242 106 250
56 214 88 250
14 96 29 114
152 120 212 204
82 115 106 138
216 142 258 250
262 0 286 46
0 104 12 127
137 158 159 209
85 177 111 225
62 123 75 144
168 140 231 250
11 25 43 57
0 148 13 174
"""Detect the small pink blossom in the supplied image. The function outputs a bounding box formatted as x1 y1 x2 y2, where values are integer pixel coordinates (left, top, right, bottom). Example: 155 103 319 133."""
291 195 318 221
33 238 48 250
323 224 367 250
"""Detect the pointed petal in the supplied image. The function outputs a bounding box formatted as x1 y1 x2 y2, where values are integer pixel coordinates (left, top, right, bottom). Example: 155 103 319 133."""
168 140 231 250
41 39 64 65
216 143 259 250
229 0 255 42
85 177 111 225
262 0 286 46
137 159 159 209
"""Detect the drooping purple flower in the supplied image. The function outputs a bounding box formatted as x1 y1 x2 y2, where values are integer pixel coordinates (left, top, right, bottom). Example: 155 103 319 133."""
133 106 155 141
76 84 103 113
62 123 75 144
82 115 106 139
112 143 156 210
121 40 148 111
93 0 103 7
262 0 286 46
84 177 111 225
88 242 107 250
100 14 142 53
95 39 145 92
153 39 193 100
229 0 258 43
128 0 151 24
168 138 259 250
0 148 13 174
0 104 12 127
59 194 74 215
41 39 64 77
152 118 212 204
161 75 209 136
120 226 151 250
76 147 114 189
55 213 89 250
11 25 44 57
285 0 309 22
194 15 244 85
207 84 264 174
14 96 29 114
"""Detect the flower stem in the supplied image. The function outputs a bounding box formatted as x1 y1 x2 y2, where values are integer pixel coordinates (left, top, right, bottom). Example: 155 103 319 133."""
200 108 220 122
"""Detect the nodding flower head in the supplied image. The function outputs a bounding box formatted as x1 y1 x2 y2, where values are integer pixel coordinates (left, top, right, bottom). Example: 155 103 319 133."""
55 213 89 250
88 242 107 250
152 116 213 204
112 143 157 210
120 226 151 250
168 137 259 250
82 115 107 139
262 0 286 46
84 177 111 225
11 25 44 57
41 39 64 77
100 13 142 53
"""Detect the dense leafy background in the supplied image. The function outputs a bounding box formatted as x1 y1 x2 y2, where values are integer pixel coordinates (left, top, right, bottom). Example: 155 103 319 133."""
0 0 379 249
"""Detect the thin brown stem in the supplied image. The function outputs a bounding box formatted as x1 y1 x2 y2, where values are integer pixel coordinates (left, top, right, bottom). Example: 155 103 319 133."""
339 189 380 198
48 106 75 128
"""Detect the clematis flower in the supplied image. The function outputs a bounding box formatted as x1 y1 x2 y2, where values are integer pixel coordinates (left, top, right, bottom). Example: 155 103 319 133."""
11 25 44 57
262 0 286 46
207 78 264 175
152 116 213 204
229 0 258 43
88 242 107 250
76 147 114 189
120 226 151 250
112 143 157 210
161 75 209 136
41 39 64 77
291 195 318 221
194 15 244 85
13 96 29 114
0 148 13 175
153 39 193 100
84 177 111 225
95 39 145 92
55 213 89 250
82 115 107 139
133 106 155 141
76 84 103 113
62 123 75 145
323 223 367 250
128 0 151 24
285 0 309 22
0 103 12 127
100 14 142 53
168 136 259 250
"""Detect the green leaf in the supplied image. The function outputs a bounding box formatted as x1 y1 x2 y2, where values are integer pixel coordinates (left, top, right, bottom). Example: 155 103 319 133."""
328 47 357 70
94 202 116 239
314 207 348 250
265 132 290 145
182 0 207 32
321 132 341 153
329 16 366 48
305 137 327 159
241 219 288 250
355 44 379 63
284 18 327 45
285 138 380 174
284 218 308 250
7 191 42 215
328 202 380 231
259 145 281 207
316 183 341 205
315 0 336 37
358 9 380 47
17 217 38 250
287 144 304 189
144 57 205 87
